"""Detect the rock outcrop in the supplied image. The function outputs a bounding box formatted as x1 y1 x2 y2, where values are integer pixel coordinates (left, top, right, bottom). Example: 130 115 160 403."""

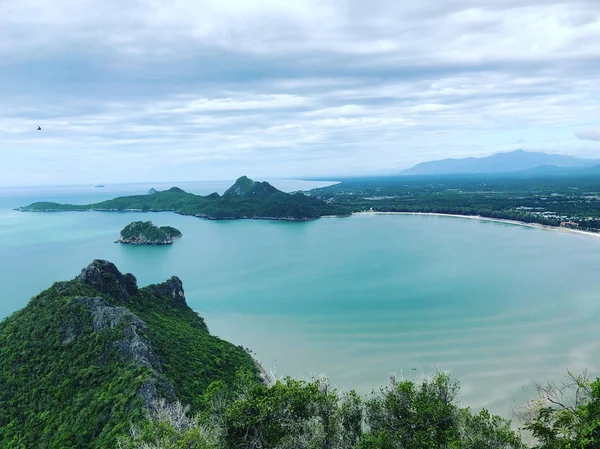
144 276 187 308
76 296 177 408
117 221 182 245
0 259 257 448
77 259 139 301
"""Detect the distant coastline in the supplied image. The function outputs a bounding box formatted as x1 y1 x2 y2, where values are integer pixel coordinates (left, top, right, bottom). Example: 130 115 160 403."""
351 211 600 239
16 176 345 221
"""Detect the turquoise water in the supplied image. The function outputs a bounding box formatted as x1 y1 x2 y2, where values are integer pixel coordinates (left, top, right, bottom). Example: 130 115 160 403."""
2 181 600 420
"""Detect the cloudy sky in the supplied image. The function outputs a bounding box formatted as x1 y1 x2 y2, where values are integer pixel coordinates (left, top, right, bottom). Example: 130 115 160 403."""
1 0 599 186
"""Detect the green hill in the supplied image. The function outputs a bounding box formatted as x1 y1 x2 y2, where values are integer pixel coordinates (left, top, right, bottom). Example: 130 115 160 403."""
0 260 259 449
18 176 346 221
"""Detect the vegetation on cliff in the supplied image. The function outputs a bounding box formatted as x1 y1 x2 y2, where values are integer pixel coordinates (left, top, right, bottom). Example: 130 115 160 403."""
0 260 257 449
19 176 345 221
119 221 182 245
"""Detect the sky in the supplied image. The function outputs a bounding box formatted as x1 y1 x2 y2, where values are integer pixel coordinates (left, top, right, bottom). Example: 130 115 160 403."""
1 0 600 186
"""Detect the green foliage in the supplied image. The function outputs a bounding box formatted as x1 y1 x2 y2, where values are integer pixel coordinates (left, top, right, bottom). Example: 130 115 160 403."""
519 372 600 449
362 371 462 449
160 226 182 238
458 408 526 449
0 264 257 449
313 174 600 231
20 176 346 220
128 288 259 412
120 221 182 244
0 282 150 448
118 399 221 449
121 371 525 449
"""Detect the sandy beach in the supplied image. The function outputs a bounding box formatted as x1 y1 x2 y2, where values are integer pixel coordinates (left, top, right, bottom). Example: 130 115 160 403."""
351 211 600 240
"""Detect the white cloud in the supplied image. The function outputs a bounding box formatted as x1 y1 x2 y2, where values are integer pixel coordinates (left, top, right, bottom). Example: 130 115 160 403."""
1 0 600 185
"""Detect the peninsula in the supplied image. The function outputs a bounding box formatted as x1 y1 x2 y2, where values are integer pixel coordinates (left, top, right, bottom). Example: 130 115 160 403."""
18 176 345 221
117 221 182 245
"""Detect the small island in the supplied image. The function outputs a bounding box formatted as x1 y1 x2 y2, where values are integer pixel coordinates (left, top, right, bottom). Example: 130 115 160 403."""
117 221 182 245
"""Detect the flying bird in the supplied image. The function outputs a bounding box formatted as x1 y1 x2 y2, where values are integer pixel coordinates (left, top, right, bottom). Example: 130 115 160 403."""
37 126 41 131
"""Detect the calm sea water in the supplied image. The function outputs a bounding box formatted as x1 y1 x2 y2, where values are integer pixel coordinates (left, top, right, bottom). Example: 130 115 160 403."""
2 180 600 421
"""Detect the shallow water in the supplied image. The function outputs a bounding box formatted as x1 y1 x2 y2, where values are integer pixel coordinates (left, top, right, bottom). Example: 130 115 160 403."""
1 180 599 421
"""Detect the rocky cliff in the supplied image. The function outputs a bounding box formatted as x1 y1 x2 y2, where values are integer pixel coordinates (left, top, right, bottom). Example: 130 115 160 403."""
0 260 257 448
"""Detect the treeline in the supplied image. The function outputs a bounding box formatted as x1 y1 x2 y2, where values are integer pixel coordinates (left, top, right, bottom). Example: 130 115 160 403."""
120 370 600 449
312 174 600 231
368 205 564 227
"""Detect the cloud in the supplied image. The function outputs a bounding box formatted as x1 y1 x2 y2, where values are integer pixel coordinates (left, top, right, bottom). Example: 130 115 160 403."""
1 0 600 185
574 129 600 142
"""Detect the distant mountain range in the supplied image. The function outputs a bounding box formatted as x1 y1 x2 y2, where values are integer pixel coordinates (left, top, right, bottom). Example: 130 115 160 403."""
402 150 600 175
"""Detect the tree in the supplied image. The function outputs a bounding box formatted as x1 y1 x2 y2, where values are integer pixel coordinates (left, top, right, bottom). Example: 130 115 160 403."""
118 398 220 449
362 370 461 449
517 371 600 449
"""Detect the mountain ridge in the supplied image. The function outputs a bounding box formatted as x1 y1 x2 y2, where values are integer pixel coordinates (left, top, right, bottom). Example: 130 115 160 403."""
403 150 600 175
0 260 258 448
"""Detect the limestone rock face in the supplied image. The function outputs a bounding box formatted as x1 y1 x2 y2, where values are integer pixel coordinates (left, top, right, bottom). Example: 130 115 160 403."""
145 276 187 308
223 175 279 199
0 259 257 448
76 296 177 408
76 259 139 301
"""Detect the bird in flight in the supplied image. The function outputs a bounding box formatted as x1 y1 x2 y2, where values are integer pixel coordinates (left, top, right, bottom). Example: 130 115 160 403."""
37 126 41 131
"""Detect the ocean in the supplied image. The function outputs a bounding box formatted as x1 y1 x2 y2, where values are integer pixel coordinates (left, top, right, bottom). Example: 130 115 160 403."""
1 179 600 422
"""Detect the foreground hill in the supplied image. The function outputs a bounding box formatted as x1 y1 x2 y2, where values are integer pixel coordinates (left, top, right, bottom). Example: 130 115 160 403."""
403 150 600 175
0 260 258 448
19 176 345 221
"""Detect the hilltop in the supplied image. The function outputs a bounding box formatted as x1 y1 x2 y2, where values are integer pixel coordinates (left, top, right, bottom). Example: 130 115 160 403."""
18 176 345 221
0 260 258 448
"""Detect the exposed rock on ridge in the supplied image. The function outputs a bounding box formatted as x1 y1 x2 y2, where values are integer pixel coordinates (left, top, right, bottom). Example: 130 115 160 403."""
77 259 139 302
144 276 187 308
0 258 258 449
76 295 176 408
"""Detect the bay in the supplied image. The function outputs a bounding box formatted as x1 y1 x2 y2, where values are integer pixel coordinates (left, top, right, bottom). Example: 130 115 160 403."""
1 180 600 421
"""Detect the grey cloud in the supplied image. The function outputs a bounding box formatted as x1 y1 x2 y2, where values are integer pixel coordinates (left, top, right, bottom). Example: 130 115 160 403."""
574 129 600 142
1 0 600 185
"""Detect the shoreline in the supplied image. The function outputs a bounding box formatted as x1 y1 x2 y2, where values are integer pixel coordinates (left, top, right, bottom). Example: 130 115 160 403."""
352 211 600 239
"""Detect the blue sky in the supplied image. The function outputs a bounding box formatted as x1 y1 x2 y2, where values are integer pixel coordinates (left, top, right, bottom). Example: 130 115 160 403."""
1 0 599 186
